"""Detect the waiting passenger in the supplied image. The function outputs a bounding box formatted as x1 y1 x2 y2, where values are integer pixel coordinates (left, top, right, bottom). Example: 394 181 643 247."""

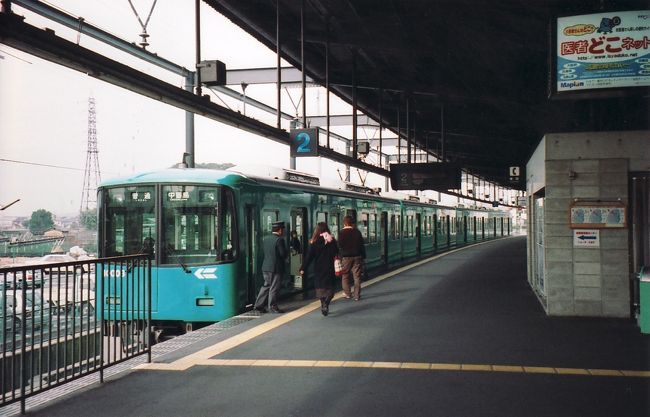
300 222 339 316
289 230 302 254
338 215 365 301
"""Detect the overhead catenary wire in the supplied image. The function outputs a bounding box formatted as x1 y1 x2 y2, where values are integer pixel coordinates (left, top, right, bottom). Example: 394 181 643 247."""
0 158 118 175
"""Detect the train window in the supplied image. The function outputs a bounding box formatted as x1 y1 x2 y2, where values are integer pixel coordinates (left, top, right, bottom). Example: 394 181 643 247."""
103 186 156 257
368 213 377 243
405 215 411 238
220 189 238 261
263 210 279 236
359 212 369 239
346 209 357 224
411 215 415 237
329 212 340 239
395 214 402 239
390 215 396 239
160 185 236 265
317 212 327 224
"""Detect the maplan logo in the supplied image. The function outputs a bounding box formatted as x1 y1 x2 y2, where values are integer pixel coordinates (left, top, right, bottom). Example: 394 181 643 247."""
560 80 585 89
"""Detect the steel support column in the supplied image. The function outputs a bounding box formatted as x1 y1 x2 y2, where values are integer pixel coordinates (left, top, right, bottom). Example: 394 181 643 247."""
396 97 401 163
300 0 306 127
195 0 202 98
325 18 330 149
293 0 306 170
378 88 383 167
188 0 202 168
276 0 281 129
185 73 195 168
440 103 445 162
406 96 411 164
352 51 358 162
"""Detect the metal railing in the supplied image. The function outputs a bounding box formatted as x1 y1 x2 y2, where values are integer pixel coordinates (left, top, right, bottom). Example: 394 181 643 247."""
0 254 151 414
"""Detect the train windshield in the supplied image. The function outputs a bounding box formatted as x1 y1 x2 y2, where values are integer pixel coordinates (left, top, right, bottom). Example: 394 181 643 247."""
161 185 236 265
101 184 237 265
103 186 156 257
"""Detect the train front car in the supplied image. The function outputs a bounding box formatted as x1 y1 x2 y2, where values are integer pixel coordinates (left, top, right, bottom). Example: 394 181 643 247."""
97 169 243 336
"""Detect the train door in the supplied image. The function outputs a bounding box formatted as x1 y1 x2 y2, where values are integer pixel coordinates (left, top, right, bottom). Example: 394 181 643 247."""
245 206 258 306
289 208 307 290
328 211 341 239
415 213 422 255
380 211 388 266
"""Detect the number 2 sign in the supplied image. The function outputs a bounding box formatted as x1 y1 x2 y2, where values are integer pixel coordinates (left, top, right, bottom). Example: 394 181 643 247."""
290 128 319 157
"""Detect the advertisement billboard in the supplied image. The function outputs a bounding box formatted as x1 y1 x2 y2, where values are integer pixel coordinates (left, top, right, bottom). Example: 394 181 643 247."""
556 10 650 93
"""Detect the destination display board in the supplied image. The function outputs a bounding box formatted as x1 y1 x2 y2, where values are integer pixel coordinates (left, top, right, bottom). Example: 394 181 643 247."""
555 10 650 93
163 186 219 205
569 201 626 228
389 163 461 191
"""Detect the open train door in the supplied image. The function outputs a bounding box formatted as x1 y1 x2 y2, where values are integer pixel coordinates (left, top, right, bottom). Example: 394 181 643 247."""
380 212 388 266
245 205 259 306
289 208 307 290
415 213 422 256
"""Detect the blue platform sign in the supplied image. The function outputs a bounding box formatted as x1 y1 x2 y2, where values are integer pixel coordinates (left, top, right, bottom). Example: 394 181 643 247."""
290 128 319 157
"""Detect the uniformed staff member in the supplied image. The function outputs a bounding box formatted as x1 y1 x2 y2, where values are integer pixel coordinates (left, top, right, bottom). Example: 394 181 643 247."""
254 221 288 313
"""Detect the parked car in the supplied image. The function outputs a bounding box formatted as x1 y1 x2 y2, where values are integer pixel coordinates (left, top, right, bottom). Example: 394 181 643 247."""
26 254 87 275
0 269 44 289
0 289 53 333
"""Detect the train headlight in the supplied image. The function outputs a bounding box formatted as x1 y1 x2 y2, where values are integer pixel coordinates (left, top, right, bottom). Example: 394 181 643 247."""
196 298 215 306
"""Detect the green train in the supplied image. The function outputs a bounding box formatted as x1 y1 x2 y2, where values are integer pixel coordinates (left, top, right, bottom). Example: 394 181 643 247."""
97 167 510 334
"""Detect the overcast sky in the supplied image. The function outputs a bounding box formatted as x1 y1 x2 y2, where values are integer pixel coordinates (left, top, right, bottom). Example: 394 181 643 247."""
0 0 382 218
1 1 508 221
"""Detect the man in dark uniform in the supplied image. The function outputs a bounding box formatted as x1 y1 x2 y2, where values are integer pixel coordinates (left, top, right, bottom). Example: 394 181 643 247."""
254 221 288 313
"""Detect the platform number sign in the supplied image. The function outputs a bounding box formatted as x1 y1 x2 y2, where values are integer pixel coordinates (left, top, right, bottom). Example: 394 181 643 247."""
290 128 319 157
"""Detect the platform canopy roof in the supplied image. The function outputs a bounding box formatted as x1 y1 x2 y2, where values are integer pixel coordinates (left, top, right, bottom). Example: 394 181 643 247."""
205 0 649 188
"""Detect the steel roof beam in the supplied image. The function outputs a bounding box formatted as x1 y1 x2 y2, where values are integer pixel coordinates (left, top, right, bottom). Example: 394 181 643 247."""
14 0 192 77
305 114 378 128
0 12 389 178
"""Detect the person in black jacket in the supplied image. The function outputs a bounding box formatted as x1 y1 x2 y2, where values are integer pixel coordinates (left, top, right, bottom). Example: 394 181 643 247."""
338 215 365 301
254 221 288 314
300 222 339 316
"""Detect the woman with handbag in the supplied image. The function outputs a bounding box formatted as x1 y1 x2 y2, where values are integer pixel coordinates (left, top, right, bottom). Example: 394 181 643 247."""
300 222 339 316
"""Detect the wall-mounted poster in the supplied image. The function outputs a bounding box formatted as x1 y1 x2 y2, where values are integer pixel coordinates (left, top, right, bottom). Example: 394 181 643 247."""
569 201 627 228
556 10 650 93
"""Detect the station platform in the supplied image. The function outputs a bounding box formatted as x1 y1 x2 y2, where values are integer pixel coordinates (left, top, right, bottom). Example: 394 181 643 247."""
6 236 650 417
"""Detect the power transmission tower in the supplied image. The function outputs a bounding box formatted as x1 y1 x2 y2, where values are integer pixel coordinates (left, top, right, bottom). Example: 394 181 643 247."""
80 97 101 212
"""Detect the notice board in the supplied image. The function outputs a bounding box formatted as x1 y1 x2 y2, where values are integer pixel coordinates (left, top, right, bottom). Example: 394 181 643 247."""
569 201 626 229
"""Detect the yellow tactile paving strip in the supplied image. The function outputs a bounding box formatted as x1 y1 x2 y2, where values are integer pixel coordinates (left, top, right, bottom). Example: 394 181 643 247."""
149 358 650 378
189 359 650 378
135 239 650 379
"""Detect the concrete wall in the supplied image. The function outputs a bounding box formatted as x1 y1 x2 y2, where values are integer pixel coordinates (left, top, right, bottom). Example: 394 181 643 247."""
526 130 650 318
